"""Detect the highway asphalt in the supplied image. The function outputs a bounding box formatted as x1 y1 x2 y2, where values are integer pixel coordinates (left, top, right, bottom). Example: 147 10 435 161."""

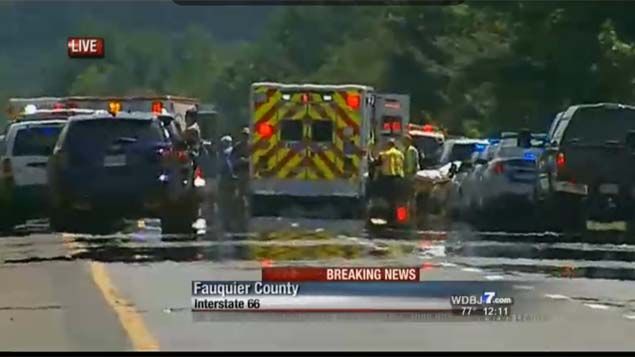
0 218 633 351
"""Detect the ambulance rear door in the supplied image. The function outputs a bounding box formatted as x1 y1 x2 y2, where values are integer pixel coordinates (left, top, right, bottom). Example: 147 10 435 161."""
374 93 410 150
306 89 365 183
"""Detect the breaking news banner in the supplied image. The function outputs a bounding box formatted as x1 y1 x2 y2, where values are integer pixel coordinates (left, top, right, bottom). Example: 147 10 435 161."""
173 0 464 5
191 267 545 322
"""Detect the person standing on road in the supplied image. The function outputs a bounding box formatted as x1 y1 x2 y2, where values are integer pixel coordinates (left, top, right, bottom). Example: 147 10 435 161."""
183 107 202 150
518 128 532 148
218 135 237 230
232 127 251 223
403 135 421 178
402 135 420 217
378 138 405 178
372 138 405 201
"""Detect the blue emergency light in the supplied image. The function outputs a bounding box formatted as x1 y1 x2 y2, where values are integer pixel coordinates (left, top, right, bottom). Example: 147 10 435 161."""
34 127 58 136
475 143 487 152
523 151 537 161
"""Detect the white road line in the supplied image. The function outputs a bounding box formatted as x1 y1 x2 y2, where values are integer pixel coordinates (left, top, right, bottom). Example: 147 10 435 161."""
461 267 483 273
485 275 505 280
584 303 611 310
438 262 458 268
512 285 535 291
623 314 635 320
544 294 571 300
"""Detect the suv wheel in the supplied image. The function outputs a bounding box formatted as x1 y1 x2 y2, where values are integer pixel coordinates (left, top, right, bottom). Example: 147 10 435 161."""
0 215 16 235
50 208 73 233
50 207 117 235
161 204 198 235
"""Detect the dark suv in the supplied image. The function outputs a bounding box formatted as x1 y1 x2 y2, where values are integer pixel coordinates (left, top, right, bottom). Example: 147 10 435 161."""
47 112 202 234
536 103 635 233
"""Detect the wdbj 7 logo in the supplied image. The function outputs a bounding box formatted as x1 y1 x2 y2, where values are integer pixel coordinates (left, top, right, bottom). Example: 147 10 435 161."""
450 291 513 305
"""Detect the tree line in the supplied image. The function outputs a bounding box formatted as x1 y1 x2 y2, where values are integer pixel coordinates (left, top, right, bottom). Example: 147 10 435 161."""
2 2 635 137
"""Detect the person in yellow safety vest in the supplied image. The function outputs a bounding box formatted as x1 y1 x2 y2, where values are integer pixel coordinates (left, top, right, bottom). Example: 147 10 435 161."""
378 138 405 178
403 135 420 178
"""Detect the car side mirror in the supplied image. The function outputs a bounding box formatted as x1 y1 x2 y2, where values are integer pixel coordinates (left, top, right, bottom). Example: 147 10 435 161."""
449 163 458 177
158 115 175 127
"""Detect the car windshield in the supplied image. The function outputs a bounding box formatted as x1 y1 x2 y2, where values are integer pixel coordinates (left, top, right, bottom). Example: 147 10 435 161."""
64 119 166 162
12 125 63 156
563 106 635 145
499 136 545 148
66 119 165 148
413 136 443 158
442 143 477 163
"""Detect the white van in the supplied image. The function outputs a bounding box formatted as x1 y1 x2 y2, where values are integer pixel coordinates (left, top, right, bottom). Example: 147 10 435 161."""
0 119 66 231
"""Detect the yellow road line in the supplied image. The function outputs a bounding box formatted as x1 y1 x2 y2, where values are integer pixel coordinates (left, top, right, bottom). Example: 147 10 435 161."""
62 233 160 351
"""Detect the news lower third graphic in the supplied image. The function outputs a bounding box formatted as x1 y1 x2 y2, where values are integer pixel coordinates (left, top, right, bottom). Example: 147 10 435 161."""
190 267 537 322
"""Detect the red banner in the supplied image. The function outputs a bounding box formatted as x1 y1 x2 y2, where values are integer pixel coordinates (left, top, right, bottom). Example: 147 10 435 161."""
262 267 420 282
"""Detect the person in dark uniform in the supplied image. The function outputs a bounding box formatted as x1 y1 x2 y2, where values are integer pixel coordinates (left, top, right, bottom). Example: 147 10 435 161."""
232 127 251 224
518 128 532 149
218 135 237 231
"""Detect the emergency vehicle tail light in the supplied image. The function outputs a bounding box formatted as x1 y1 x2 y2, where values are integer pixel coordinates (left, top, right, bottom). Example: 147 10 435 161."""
151 101 163 114
396 206 409 222
493 161 505 174
556 152 566 169
301 93 309 104
175 150 188 164
193 167 206 187
391 122 401 132
423 124 434 132
108 101 122 115
1 157 12 174
160 148 188 164
257 123 274 139
346 94 361 110
1 158 12 178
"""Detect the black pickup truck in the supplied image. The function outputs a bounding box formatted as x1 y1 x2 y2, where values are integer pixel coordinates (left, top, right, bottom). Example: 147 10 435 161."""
536 103 635 233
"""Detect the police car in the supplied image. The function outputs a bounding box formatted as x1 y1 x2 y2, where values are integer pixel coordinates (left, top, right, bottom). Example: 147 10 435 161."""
466 132 547 228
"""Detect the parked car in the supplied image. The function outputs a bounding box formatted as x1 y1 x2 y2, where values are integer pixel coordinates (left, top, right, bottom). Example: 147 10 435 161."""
468 132 546 229
535 103 635 234
0 120 66 232
429 138 488 219
47 112 203 234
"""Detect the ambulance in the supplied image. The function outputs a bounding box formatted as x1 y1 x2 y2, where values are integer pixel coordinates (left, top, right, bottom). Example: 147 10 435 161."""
248 82 410 218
